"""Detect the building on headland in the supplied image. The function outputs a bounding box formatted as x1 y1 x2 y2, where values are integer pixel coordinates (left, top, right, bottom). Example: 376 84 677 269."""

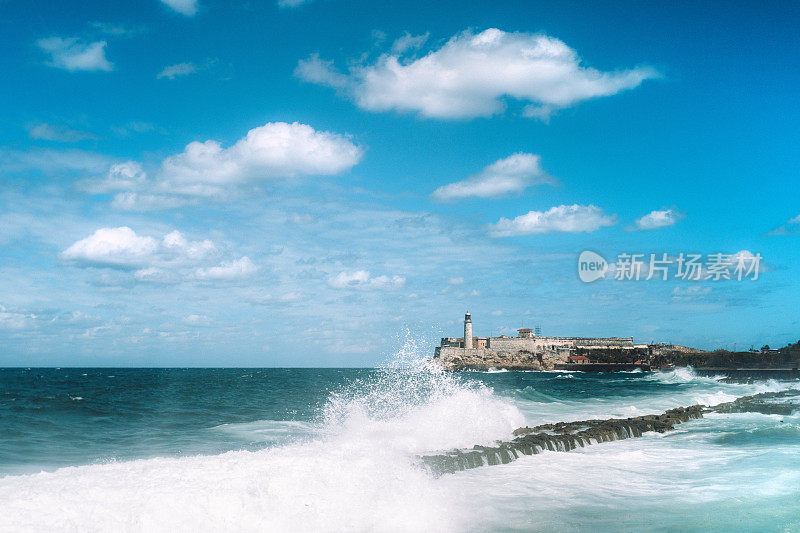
434 313 655 371
568 355 590 364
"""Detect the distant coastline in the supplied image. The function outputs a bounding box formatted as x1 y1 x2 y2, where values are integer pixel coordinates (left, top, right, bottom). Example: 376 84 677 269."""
432 313 800 372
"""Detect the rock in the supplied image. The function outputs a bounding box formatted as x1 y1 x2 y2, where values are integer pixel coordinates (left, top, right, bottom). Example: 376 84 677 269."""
419 390 800 477
420 405 704 476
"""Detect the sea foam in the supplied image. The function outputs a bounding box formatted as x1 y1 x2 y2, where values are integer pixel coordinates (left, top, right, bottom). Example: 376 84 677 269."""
0 337 524 532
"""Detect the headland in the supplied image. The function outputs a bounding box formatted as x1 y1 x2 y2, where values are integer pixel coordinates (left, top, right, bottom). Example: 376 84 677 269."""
433 312 699 371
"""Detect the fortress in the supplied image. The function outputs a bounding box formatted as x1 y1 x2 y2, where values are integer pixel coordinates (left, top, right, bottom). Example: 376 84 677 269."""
434 313 657 371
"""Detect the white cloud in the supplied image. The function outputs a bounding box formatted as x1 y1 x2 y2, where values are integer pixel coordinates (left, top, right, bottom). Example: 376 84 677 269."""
294 54 349 88
157 62 197 79
162 230 216 260
634 209 682 230
490 204 617 236
391 32 429 54
61 227 158 268
80 123 362 207
671 285 712 302
328 270 406 290
0 305 38 330
432 153 551 201
62 227 216 270
160 0 198 16
29 123 95 143
195 257 259 280
183 314 211 326
0 306 102 332
133 267 177 284
78 162 190 210
158 122 363 196
77 162 187 210
80 161 147 194
768 213 800 236
37 37 113 71
110 192 188 211
448 277 464 285
297 28 658 119
89 22 144 37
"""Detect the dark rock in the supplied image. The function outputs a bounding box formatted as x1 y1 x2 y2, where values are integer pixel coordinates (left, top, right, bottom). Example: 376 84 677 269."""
420 405 704 476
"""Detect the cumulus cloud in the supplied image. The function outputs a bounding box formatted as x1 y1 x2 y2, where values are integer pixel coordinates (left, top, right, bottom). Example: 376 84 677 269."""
195 257 259 280
432 153 552 201
37 37 113 71
328 270 406 290
490 204 617 236
79 122 362 208
160 0 198 16
61 227 216 270
157 122 363 196
157 62 197 79
297 28 658 119
634 209 683 230
61 227 158 268
29 123 96 143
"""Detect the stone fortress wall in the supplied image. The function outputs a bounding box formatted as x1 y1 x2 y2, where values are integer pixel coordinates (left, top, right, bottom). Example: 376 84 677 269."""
434 314 647 370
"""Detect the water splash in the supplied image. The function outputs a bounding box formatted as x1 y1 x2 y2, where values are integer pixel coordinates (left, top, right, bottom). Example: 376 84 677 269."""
320 330 526 453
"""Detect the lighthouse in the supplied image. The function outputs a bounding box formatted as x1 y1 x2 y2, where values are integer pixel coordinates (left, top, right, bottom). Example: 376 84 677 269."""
463 312 473 349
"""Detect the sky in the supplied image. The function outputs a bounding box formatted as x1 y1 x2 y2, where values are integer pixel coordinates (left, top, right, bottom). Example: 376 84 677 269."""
0 0 799 366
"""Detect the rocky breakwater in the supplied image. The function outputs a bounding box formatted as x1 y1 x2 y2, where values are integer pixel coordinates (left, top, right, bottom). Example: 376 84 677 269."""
420 406 704 476
419 390 800 476
712 389 800 415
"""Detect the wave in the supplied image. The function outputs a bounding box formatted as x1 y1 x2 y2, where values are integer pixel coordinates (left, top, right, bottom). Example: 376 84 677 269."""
646 366 726 384
209 419 317 445
0 334 524 532
4 338 800 532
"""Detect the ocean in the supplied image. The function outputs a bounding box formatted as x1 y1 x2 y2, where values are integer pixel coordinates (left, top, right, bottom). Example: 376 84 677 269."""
2 353 799 531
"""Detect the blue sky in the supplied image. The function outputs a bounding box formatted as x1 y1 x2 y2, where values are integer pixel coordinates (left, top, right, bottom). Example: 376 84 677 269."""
1 0 799 366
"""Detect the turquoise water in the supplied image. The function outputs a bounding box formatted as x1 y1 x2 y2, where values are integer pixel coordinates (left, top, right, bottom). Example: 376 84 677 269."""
1 363 799 531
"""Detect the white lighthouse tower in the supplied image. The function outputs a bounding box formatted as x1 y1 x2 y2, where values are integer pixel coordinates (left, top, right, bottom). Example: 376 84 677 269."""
463 312 473 349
